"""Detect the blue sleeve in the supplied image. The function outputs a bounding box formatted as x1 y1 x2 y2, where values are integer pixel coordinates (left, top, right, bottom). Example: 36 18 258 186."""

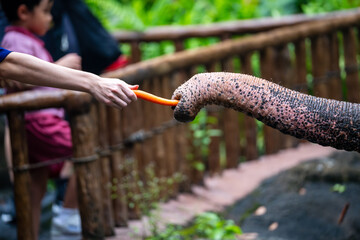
0 47 11 63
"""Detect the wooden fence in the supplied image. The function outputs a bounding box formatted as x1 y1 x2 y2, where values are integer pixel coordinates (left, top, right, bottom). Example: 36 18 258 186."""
112 8 360 63
0 8 360 240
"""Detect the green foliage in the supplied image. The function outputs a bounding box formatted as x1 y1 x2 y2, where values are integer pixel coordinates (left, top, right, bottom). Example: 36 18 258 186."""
111 160 185 237
258 0 301 17
84 0 145 31
84 0 260 60
113 160 241 239
301 0 360 14
85 0 360 32
188 109 222 163
128 0 259 27
85 0 360 61
85 0 261 32
147 212 242 240
332 183 346 193
190 212 242 239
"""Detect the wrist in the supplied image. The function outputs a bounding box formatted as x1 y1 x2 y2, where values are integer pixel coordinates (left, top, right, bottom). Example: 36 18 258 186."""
83 72 100 95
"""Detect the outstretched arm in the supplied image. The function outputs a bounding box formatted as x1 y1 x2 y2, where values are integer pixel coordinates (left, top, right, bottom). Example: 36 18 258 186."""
0 52 137 109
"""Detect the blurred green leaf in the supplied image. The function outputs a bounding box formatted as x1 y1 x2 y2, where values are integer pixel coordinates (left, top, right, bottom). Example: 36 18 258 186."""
332 183 346 193
193 161 205 171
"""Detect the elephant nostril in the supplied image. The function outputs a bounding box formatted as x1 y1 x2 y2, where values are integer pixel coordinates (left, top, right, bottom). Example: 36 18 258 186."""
173 93 182 101
171 94 182 110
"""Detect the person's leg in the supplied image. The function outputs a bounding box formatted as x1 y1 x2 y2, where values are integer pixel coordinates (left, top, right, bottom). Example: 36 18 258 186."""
52 172 81 235
24 114 80 235
4 123 13 182
53 158 81 235
30 167 48 239
62 173 78 209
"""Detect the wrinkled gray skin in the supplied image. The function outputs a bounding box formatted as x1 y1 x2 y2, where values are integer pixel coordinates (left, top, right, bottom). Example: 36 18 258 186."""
172 72 360 152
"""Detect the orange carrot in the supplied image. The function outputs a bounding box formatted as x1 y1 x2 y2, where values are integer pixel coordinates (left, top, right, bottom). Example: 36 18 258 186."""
133 90 179 106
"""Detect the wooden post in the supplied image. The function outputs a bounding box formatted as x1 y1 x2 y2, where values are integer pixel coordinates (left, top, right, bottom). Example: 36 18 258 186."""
135 100 147 182
152 77 167 182
162 74 178 196
240 52 258 161
205 62 221 177
121 102 141 219
173 70 192 192
221 57 240 168
141 78 168 199
328 32 343 101
274 45 298 149
273 45 294 89
260 47 282 154
294 39 308 94
311 35 330 98
130 41 142 64
107 107 128 227
294 39 311 144
222 107 240 168
132 100 145 209
174 39 185 52
207 107 222 176
343 28 360 103
7 110 34 240
69 104 104 240
141 79 155 181
96 104 115 236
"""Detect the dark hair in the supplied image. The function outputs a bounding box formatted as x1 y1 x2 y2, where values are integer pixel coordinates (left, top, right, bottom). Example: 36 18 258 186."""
0 0 42 22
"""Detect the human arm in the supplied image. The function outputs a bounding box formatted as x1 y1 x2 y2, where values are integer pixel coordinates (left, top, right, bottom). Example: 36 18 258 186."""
0 52 137 109
3 53 83 90
55 53 82 70
0 78 34 90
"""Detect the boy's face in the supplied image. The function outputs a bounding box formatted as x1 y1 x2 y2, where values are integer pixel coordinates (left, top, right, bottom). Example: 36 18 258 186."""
27 0 53 36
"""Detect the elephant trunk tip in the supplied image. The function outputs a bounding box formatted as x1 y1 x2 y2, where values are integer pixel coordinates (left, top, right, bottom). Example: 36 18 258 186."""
173 108 195 122
171 93 196 122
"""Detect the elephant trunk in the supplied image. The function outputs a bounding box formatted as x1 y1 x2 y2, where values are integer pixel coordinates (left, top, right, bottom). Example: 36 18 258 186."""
172 72 360 152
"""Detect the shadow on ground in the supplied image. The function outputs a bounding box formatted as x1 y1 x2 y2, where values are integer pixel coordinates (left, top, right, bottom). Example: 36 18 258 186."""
224 151 360 240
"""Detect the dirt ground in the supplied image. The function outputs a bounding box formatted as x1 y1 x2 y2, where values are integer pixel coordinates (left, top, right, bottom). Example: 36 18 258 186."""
225 150 360 240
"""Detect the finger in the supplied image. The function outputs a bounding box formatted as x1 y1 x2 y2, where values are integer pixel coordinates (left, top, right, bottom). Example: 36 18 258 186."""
114 88 132 104
129 85 139 90
107 101 122 109
101 93 126 109
110 95 128 109
121 84 137 101
110 85 132 104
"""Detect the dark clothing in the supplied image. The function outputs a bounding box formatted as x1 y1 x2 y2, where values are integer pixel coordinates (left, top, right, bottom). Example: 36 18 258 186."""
0 9 8 42
43 0 122 74
0 47 10 62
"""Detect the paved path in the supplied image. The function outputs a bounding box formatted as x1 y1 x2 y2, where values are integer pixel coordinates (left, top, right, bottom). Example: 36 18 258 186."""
107 143 338 240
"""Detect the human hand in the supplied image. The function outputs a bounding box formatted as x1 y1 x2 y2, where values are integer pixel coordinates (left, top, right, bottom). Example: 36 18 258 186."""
56 53 82 70
91 77 138 109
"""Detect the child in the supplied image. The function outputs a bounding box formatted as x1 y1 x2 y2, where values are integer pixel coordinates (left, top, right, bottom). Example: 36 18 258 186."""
0 0 81 238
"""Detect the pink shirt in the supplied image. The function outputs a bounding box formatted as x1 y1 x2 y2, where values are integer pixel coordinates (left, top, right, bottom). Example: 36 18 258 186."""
1 26 64 118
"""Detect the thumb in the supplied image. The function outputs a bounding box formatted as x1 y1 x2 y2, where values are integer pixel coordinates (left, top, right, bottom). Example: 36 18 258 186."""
128 84 139 90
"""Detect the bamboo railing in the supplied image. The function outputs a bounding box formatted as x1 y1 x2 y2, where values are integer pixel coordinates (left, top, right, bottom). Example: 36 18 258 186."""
0 9 360 240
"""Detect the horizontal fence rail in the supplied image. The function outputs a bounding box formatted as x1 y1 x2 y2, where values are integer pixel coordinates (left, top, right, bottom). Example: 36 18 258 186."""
112 8 360 62
0 8 360 240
